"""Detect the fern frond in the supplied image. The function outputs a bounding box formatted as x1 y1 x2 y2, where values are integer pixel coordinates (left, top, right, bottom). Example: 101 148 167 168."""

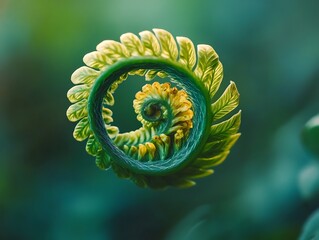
67 29 241 189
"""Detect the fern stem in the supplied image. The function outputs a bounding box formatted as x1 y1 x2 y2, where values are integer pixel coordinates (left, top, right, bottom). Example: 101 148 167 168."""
88 57 212 175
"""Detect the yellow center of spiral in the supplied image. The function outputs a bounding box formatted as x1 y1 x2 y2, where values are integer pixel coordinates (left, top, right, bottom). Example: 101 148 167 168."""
143 103 163 121
111 81 194 162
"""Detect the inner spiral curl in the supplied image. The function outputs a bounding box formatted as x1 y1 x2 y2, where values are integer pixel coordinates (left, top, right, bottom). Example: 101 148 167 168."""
112 81 194 162
142 103 163 122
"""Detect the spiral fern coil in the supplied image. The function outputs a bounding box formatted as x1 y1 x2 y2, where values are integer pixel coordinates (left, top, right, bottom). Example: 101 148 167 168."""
67 29 241 189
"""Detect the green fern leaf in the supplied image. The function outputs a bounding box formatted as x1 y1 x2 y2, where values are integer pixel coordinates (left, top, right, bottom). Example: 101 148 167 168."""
120 32 145 56
106 126 119 139
102 107 114 124
170 178 196 188
180 167 214 179
177 36 196 70
211 81 240 121
193 151 230 168
209 61 223 97
139 30 161 56
71 66 100 85
145 69 159 81
200 134 241 158
86 135 102 156
96 40 130 59
153 28 178 60
66 99 87 122
95 151 111 170
73 117 91 141
104 91 115 106
67 84 91 103
194 44 219 81
83 51 112 70
157 71 168 78
208 110 241 141
129 69 147 76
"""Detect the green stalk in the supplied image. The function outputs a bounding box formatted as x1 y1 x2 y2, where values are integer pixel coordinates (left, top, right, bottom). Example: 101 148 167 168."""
88 57 212 175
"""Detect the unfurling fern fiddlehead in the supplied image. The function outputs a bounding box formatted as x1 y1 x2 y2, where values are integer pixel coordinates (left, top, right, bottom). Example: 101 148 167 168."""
67 29 241 189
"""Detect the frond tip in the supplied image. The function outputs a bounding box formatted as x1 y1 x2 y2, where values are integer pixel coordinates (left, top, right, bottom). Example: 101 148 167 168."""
66 28 241 189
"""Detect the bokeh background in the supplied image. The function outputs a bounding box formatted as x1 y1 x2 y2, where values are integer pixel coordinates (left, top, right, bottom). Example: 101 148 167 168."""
1 0 319 239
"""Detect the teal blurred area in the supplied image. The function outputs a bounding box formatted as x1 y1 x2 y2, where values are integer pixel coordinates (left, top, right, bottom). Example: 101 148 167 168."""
1 0 319 239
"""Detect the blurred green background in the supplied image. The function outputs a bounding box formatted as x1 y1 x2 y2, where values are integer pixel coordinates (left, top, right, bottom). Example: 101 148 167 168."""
1 0 319 239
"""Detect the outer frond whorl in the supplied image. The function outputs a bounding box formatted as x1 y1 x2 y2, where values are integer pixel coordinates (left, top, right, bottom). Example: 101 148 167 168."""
67 29 241 189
